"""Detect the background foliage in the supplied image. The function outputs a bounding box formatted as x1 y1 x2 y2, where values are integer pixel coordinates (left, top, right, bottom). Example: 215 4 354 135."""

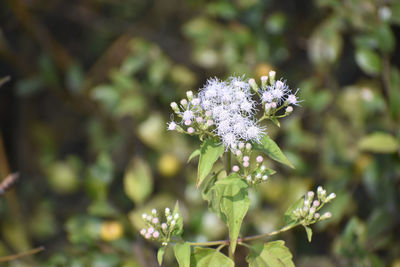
0 0 399 266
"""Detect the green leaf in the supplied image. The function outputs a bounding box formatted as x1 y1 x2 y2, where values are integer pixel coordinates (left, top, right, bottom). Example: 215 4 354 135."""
254 135 294 168
212 174 250 254
174 242 191 267
246 241 295 267
172 201 184 236
188 149 201 163
157 247 165 266
197 139 225 187
358 132 399 153
304 226 313 242
270 117 280 127
123 157 153 205
355 48 382 75
284 196 304 227
190 247 234 267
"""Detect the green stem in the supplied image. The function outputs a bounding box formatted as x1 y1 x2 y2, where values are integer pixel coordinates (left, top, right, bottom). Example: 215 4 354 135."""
187 240 228 246
225 151 232 173
187 224 299 247
239 223 299 242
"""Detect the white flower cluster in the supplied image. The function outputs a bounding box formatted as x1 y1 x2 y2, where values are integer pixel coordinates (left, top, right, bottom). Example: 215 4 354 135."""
198 76 263 149
293 186 336 225
140 207 182 246
168 71 299 151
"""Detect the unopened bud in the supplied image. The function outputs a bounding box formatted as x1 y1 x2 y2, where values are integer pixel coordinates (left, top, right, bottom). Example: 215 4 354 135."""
256 156 263 163
271 102 277 108
238 142 245 149
248 78 259 92
262 175 268 181
326 193 336 202
245 143 252 150
232 165 240 172
243 156 250 162
269 71 276 83
187 127 194 134
180 99 188 106
261 76 268 88
246 175 252 182
171 220 176 226
243 161 249 168
170 102 178 111
186 91 193 100
153 231 160 238
286 106 293 113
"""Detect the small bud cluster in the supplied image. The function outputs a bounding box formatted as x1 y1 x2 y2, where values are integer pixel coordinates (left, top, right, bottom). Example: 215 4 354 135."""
252 71 301 119
293 187 336 226
168 72 300 151
231 143 270 185
140 207 182 246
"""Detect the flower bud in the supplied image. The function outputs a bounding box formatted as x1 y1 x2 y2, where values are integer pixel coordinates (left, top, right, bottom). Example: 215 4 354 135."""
238 142 245 149
148 227 154 234
243 156 250 162
256 156 263 163
235 150 242 156
245 143 252 151
232 165 240 172
261 76 268 88
243 161 249 168
248 78 259 92
286 106 293 113
320 212 332 220
260 165 266 171
186 91 193 101
153 231 160 238
174 214 179 219
161 223 167 229
170 102 179 112
142 213 147 219
187 127 194 134
180 99 188 106
314 213 320 219
196 117 203 123
269 70 276 83
171 220 176 226
152 218 159 224
326 193 336 202
145 233 151 239
165 208 170 214
246 175 252 182
140 229 146 235
152 209 157 215
312 200 320 207
271 102 277 108
262 175 268 181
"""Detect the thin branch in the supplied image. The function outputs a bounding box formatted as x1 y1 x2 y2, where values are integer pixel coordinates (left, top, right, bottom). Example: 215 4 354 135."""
187 224 299 247
0 246 45 263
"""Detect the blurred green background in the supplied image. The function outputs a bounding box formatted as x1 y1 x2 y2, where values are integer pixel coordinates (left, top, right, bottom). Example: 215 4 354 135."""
0 0 399 266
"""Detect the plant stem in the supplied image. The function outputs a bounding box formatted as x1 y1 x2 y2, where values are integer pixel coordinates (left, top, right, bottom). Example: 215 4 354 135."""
187 240 228 246
238 224 299 242
0 246 45 262
187 224 299 247
225 151 232 173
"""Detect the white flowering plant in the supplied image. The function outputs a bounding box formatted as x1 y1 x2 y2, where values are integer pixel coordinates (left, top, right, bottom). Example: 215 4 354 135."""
141 71 336 266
